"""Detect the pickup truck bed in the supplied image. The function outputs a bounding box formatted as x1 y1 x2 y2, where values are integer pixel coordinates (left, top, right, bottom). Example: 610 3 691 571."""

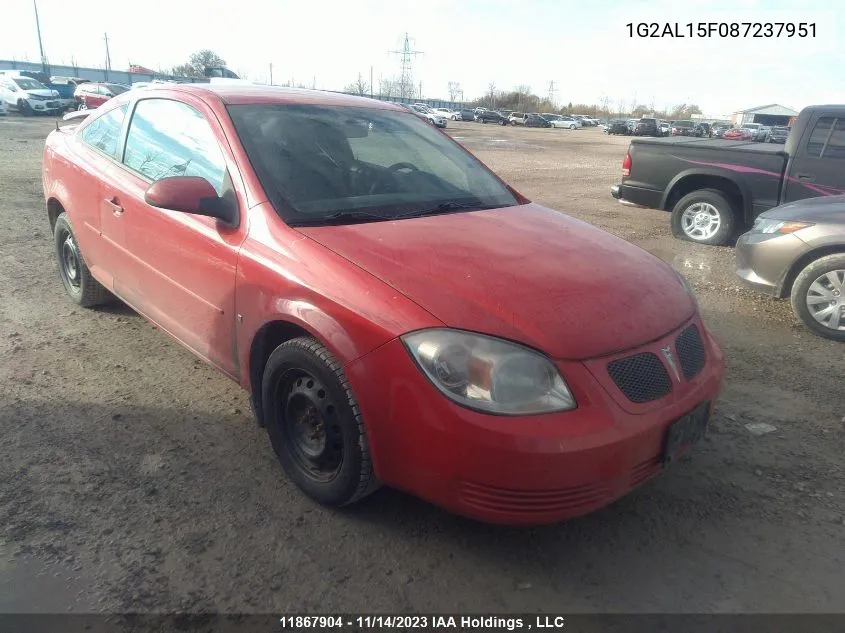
612 104 845 245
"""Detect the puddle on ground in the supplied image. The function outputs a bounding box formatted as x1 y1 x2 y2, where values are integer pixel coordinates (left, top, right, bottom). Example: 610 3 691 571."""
647 247 716 277
0 540 99 613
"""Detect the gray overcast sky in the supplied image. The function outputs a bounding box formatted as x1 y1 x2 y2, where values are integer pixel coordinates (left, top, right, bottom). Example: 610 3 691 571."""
2 0 841 114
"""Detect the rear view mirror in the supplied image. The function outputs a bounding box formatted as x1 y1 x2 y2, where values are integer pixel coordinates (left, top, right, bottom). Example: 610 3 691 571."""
144 176 238 226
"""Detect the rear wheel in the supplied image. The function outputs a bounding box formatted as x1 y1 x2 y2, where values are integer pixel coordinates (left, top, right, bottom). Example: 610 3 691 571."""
670 189 736 245
262 337 380 506
791 254 845 341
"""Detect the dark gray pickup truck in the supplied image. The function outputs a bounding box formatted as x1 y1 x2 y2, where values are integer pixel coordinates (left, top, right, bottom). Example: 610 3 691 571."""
611 104 845 245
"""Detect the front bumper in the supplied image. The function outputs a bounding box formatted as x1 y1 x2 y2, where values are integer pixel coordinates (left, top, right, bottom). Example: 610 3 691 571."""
346 319 725 526
735 231 808 297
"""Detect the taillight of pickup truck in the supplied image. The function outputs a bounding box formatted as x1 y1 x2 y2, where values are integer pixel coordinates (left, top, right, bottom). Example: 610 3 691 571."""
622 152 631 176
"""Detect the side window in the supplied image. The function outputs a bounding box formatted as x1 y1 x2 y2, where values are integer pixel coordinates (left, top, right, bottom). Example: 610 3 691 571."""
806 117 833 157
80 104 128 158
123 99 227 194
822 119 845 160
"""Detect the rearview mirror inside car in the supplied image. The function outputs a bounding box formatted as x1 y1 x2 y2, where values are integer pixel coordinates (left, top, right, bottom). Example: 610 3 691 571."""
144 176 238 226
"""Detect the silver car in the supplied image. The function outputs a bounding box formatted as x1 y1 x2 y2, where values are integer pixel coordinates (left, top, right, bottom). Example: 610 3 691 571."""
736 195 845 341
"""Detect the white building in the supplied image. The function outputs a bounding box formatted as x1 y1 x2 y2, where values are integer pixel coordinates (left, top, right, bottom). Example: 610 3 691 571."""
731 104 799 127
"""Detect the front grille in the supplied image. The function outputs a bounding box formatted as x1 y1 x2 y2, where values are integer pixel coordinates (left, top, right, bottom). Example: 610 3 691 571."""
607 353 672 403
675 324 706 380
459 480 613 515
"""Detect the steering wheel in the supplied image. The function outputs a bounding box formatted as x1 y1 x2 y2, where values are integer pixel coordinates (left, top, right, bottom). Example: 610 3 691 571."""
387 162 419 174
368 162 420 195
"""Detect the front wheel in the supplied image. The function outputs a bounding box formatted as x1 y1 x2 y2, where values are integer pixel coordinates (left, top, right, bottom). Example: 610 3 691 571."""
790 254 845 341
670 189 736 245
569 124 576 130
18 100 33 116
261 337 380 506
53 213 112 307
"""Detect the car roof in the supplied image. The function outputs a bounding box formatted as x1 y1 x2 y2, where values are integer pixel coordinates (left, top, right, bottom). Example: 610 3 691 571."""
135 83 406 111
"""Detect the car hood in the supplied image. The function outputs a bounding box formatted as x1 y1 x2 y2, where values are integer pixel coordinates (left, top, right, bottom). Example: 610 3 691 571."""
761 195 845 222
297 204 695 359
25 89 56 98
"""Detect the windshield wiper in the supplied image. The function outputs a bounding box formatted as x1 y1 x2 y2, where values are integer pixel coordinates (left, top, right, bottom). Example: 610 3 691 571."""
392 200 491 219
289 210 391 226
289 201 493 227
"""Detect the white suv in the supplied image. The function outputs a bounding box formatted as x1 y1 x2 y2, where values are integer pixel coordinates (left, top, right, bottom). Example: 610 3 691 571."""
0 74 61 115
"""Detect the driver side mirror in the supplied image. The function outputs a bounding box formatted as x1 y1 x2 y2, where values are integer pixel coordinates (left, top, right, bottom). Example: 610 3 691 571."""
144 176 238 226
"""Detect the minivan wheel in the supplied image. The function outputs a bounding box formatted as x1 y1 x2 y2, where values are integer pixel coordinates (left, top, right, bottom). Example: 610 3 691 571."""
670 189 735 245
790 254 845 341
53 213 112 307
262 337 380 506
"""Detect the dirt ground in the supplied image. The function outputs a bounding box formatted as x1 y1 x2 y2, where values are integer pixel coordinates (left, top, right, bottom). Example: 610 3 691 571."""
1 114 844 617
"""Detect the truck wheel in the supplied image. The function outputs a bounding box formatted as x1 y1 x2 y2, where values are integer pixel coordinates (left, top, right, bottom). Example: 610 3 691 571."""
790 254 845 342
53 213 112 307
261 337 380 506
670 189 735 246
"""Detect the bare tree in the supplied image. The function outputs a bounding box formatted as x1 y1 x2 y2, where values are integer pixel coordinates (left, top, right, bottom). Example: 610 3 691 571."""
486 82 497 108
171 49 227 78
447 81 462 101
344 73 370 96
378 77 399 97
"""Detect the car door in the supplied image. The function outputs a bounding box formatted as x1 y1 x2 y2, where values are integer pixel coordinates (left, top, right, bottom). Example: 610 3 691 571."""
782 116 845 203
73 102 131 286
109 94 246 377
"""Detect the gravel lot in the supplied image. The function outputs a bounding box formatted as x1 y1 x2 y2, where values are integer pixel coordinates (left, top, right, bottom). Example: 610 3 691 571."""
1 114 844 617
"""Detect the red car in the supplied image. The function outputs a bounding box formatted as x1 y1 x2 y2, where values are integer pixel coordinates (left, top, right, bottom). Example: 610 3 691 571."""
42 85 724 525
721 128 753 141
73 82 130 110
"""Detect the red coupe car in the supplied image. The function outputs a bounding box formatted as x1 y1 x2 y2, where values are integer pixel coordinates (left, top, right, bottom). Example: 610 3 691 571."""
42 85 724 525
721 127 753 141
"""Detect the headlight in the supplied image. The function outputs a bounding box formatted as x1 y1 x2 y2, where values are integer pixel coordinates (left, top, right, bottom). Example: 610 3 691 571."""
401 329 576 415
751 218 814 234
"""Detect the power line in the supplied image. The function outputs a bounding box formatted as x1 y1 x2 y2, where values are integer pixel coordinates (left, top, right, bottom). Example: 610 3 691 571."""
389 33 423 100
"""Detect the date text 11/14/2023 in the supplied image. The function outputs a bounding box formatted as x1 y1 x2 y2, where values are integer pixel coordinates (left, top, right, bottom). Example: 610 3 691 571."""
279 615 568 630
626 22 816 38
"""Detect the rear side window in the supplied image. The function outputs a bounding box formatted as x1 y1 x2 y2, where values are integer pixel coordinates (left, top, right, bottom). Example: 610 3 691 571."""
123 98 227 194
80 104 128 158
806 117 834 157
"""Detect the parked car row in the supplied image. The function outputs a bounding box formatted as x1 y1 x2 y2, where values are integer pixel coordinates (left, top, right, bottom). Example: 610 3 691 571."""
416 105 597 129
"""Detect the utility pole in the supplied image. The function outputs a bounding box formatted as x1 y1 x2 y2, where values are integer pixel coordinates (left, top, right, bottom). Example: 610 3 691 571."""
370 66 373 98
33 0 47 71
103 32 112 76
269 63 273 85
389 33 423 100
419 81 422 100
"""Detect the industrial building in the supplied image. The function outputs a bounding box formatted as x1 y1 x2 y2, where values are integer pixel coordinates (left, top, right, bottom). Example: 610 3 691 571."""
732 104 799 127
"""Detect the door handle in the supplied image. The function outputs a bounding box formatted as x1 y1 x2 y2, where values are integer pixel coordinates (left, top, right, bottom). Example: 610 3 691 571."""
104 197 124 215
796 173 816 182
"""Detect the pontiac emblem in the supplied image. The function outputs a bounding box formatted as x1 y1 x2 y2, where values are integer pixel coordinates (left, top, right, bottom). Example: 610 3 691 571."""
661 346 682 383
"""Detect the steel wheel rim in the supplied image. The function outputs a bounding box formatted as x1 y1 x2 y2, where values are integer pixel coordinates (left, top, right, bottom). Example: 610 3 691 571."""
806 270 845 331
278 370 343 483
61 232 81 289
681 202 721 240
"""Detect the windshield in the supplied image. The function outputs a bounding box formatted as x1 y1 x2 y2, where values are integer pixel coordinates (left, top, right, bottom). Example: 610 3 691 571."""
13 78 47 91
673 121 693 128
105 84 129 95
228 104 519 224
640 118 656 124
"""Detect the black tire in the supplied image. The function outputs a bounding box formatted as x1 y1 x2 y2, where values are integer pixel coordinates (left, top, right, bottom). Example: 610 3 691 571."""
53 213 111 307
261 336 380 506
18 99 33 116
790 253 845 342
670 188 736 246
